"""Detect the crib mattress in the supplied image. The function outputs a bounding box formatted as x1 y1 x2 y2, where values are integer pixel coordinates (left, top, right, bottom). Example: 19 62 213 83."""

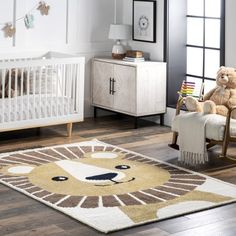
0 95 75 123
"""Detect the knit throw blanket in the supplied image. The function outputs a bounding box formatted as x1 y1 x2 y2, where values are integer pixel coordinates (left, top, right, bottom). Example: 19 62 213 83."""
178 112 211 165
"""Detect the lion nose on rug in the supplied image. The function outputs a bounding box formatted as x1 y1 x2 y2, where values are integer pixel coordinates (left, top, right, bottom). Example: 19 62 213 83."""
86 173 118 181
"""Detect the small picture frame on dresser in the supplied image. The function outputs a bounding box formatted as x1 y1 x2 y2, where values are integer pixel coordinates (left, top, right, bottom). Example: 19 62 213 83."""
132 0 156 43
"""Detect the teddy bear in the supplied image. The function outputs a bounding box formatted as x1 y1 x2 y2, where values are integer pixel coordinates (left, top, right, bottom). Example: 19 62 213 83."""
185 66 236 118
0 69 27 98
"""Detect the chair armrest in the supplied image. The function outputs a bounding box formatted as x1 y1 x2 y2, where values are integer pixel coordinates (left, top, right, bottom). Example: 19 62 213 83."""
224 106 236 139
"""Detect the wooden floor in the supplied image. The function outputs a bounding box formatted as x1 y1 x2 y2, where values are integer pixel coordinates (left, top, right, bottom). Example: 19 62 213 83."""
1 115 236 236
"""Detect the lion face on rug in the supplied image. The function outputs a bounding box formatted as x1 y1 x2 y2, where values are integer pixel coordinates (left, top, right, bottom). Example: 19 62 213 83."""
2 151 170 196
0 144 233 226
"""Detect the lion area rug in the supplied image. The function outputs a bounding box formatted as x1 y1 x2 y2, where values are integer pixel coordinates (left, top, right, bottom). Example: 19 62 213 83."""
1 140 236 233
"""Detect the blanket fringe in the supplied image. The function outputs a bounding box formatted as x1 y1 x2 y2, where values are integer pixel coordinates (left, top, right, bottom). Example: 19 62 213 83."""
179 151 209 166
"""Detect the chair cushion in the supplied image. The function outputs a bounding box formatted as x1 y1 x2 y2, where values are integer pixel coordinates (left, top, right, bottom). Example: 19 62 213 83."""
172 113 236 141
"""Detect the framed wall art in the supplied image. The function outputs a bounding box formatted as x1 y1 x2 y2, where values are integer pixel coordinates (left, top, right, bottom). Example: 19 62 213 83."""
132 0 156 43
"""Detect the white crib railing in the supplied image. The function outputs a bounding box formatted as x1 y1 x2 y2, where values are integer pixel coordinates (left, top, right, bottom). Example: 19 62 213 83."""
0 52 85 133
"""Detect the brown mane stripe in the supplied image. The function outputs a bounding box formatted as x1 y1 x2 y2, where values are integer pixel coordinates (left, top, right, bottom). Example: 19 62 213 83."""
67 147 84 158
20 153 52 163
0 159 22 165
143 161 158 165
102 196 122 207
116 194 142 206
105 147 116 152
168 170 190 174
7 156 41 166
12 154 49 164
131 192 159 204
164 183 196 191
0 176 28 181
25 186 41 193
57 196 84 208
127 156 144 161
26 151 60 162
94 146 105 152
53 147 77 160
169 179 205 185
81 196 99 208
136 158 153 163
44 193 67 204
124 153 136 159
16 183 34 189
33 190 51 198
80 146 92 153
39 149 68 160
143 189 175 201
155 186 188 195
170 175 206 180
10 180 30 186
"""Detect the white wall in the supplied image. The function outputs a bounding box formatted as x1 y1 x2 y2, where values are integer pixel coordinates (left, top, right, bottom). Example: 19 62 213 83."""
0 0 115 117
116 0 164 61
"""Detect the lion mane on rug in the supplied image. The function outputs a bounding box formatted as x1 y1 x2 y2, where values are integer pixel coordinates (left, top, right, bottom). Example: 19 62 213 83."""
0 143 233 225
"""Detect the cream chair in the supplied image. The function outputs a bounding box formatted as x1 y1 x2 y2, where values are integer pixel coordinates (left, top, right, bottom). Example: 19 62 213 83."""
170 95 236 159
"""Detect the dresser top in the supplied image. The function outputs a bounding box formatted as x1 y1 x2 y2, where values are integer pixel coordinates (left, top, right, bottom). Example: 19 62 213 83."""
93 57 166 67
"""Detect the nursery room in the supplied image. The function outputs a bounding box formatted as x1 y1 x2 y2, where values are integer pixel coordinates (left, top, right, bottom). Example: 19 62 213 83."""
1 0 236 235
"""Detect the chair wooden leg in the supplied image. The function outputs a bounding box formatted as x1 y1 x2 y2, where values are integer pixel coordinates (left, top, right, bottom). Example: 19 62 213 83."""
221 137 229 158
172 132 178 145
168 132 179 150
67 123 73 137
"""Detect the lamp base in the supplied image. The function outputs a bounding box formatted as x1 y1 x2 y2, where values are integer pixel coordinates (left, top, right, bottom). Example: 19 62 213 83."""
112 53 126 60
111 40 126 60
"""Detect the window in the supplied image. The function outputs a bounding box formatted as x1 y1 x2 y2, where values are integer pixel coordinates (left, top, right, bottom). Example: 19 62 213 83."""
186 0 225 94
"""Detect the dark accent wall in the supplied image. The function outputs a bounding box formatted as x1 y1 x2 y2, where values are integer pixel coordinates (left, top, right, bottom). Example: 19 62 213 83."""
165 0 187 107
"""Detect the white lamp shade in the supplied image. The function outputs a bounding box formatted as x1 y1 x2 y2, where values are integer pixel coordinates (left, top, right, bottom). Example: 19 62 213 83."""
108 24 131 40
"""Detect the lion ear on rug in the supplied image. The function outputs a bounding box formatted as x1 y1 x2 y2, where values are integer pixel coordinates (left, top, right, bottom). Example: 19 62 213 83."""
1 165 35 176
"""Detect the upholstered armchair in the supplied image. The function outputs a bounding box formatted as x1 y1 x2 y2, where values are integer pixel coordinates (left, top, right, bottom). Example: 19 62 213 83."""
170 96 236 159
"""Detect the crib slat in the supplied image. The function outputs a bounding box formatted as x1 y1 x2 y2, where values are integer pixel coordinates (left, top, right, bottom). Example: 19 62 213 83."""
76 64 80 113
8 69 12 123
20 69 24 121
72 64 76 114
50 65 53 117
67 64 72 115
33 67 36 120
62 64 66 116
39 66 42 119
26 68 30 120
56 64 59 117
45 66 48 118
2 70 5 123
14 68 18 121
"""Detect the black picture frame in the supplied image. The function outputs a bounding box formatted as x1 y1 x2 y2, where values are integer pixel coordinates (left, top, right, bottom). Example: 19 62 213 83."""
132 0 157 43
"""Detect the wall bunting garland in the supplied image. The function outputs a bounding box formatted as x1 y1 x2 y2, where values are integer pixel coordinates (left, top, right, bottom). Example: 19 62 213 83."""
1 1 50 38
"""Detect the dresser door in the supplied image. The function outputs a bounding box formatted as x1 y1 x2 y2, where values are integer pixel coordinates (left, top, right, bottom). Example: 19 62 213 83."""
113 65 136 114
92 61 114 108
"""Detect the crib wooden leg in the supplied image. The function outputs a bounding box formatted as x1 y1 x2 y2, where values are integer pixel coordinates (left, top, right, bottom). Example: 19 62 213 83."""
67 123 73 137
36 127 41 136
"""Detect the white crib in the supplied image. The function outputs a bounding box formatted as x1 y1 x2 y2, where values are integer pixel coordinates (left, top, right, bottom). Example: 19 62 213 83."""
0 51 85 136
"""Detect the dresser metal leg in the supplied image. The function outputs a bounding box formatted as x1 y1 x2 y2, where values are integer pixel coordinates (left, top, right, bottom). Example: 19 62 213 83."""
134 117 138 129
160 114 164 126
94 107 97 118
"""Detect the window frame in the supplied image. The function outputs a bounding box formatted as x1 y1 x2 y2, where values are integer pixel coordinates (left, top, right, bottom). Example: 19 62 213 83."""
186 0 225 84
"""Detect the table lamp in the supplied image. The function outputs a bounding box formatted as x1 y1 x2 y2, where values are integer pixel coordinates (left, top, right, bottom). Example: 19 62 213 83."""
108 24 131 59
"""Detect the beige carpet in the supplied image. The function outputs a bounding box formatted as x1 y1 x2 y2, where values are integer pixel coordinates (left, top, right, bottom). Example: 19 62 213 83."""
0 139 236 233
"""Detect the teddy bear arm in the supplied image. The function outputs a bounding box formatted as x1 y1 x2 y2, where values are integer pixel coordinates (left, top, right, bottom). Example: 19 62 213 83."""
216 105 229 117
202 87 217 101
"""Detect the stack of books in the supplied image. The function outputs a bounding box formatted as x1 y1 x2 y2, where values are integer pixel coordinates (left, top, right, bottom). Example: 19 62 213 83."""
123 50 145 62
